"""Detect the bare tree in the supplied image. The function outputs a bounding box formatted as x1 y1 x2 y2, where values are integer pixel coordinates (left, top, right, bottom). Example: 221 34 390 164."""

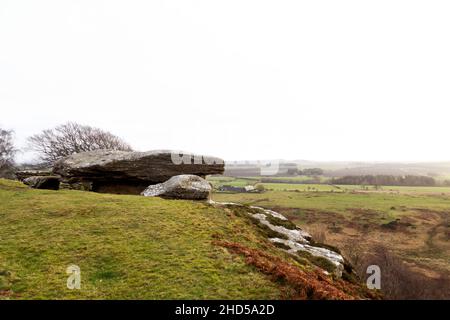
28 122 133 165
0 128 16 178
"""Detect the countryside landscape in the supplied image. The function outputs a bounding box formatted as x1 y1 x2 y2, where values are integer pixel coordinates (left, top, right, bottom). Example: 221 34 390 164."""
1 0 450 309
1 123 449 300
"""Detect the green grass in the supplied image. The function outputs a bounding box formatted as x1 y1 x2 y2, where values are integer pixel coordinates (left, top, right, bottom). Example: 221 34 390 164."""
0 179 294 299
256 176 324 182
208 176 259 188
209 176 450 195
371 185 450 194
261 183 450 194
212 189 450 224
259 183 342 192
209 177 450 226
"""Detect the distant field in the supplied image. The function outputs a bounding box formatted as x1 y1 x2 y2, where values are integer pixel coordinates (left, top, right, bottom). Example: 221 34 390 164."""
258 176 326 183
208 176 450 195
374 185 450 194
208 176 259 188
260 183 343 192
212 189 450 218
261 184 450 194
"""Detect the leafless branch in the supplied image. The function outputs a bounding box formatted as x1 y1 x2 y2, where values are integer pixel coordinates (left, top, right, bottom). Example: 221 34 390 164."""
27 122 133 165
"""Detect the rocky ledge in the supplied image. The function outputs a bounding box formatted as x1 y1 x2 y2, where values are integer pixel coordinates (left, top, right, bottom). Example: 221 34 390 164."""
209 200 348 278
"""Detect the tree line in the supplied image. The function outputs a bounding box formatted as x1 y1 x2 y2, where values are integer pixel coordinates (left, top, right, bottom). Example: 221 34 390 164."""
288 168 324 176
331 175 436 187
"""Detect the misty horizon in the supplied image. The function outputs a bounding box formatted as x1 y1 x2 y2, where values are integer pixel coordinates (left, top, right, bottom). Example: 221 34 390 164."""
6 124 450 164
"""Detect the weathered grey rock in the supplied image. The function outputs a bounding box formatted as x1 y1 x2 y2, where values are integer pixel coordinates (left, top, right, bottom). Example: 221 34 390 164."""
52 150 224 194
23 176 60 190
15 169 54 182
208 200 345 278
59 181 93 191
141 174 211 200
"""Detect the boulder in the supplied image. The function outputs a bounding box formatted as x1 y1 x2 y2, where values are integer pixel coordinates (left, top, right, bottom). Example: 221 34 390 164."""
23 176 60 190
53 150 224 194
141 175 212 200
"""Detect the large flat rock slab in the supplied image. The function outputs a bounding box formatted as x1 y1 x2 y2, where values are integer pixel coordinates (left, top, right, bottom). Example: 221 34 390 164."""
52 150 224 194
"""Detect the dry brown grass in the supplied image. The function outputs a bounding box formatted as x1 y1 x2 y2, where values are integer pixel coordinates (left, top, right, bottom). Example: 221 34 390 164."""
343 243 450 300
306 222 450 300
309 226 327 244
215 240 379 300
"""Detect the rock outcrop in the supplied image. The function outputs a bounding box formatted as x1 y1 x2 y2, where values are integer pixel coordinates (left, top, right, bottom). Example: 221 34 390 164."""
16 170 54 182
53 150 224 194
141 174 212 200
209 201 347 278
23 176 60 190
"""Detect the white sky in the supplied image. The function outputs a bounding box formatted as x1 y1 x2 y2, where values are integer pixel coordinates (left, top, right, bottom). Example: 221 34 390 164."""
1 0 450 162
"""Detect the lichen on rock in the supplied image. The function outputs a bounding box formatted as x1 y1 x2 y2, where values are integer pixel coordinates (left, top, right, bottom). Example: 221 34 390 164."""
209 200 346 278
141 174 212 200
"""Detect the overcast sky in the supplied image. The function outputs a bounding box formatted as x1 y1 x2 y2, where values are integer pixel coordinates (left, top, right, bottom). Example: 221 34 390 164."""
1 1 450 163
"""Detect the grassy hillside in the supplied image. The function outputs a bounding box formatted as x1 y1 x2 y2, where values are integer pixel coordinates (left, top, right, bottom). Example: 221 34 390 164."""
0 179 371 300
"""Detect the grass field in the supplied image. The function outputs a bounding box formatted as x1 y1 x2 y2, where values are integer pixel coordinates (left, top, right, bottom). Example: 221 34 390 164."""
208 176 259 188
210 177 450 290
209 176 450 195
258 183 343 192
256 176 326 183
